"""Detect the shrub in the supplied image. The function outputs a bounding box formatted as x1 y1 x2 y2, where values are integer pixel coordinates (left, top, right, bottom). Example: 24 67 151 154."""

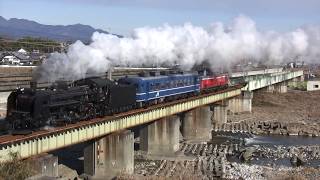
0 152 35 180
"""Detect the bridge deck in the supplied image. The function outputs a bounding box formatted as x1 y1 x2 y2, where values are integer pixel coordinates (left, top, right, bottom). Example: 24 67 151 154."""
241 70 303 91
0 86 242 161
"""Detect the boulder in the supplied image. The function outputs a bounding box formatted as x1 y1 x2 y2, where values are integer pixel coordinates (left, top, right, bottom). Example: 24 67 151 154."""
290 155 305 167
58 164 78 180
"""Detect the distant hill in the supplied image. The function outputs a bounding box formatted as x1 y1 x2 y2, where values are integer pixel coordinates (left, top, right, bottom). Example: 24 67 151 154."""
0 16 114 42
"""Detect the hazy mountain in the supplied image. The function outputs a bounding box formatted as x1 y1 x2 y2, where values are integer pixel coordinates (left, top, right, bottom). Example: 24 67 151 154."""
0 16 113 42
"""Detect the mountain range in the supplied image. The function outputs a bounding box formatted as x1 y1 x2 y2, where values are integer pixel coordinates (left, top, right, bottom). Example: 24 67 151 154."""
0 16 112 42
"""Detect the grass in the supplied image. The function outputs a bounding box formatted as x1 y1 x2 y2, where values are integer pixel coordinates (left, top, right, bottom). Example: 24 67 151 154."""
288 81 307 91
0 152 35 180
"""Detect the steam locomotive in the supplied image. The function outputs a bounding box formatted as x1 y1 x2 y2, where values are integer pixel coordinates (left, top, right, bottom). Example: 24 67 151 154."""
5 72 230 133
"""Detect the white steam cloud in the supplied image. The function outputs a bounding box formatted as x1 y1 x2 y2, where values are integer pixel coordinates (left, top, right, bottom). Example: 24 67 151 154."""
37 15 320 82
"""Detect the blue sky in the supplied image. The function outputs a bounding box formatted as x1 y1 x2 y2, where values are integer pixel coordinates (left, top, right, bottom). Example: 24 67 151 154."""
0 0 319 35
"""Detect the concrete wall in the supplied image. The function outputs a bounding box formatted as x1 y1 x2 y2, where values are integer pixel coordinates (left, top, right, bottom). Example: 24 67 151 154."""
307 80 320 91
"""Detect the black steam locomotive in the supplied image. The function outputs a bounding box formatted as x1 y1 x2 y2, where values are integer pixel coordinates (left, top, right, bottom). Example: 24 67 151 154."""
6 77 136 131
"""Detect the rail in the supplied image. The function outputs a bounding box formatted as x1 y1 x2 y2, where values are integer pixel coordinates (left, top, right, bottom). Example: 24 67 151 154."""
0 86 242 161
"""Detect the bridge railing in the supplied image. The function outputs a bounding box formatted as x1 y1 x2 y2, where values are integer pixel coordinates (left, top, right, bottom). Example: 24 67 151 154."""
0 87 241 161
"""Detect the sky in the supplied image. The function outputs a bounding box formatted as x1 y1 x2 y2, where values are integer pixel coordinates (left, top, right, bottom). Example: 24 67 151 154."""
0 0 320 36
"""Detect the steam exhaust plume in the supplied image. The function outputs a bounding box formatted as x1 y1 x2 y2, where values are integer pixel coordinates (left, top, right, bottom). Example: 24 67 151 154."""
36 15 320 82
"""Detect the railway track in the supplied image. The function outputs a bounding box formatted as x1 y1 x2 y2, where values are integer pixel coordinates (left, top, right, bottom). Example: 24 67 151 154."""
0 84 243 147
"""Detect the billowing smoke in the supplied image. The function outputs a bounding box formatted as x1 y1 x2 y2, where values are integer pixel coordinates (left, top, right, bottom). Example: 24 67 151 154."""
36 15 320 82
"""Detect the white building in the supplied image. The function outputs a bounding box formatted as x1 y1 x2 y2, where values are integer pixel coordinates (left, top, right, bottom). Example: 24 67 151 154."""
17 48 27 54
307 80 320 91
1 52 31 65
1 55 20 65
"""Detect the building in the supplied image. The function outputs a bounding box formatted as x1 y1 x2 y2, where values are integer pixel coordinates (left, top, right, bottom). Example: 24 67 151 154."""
17 48 27 54
0 52 5 62
29 52 47 65
307 80 320 91
1 55 20 64
1 50 48 66
1 51 31 65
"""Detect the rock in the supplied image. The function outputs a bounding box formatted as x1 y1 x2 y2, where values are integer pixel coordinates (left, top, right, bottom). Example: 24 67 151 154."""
240 147 255 162
58 164 78 180
290 155 305 167
140 170 147 175
289 147 298 155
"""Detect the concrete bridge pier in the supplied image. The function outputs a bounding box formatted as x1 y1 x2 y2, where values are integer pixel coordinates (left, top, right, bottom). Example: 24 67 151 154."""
228 91 253 114
212 102 228 125
274 81 288 93
140 116 180 155
28 154 59 178
299 75 305 82
84 130 134 177
181 106 213 140
263 85 275 93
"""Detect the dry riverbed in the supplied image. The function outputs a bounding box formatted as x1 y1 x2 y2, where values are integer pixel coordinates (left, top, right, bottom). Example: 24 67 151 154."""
120 90 320 180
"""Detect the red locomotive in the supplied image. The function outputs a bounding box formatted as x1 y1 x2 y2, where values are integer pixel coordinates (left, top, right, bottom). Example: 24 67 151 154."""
200 74 229 92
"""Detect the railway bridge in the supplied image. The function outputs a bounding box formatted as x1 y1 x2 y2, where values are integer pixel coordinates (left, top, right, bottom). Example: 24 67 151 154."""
0 69 303 178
